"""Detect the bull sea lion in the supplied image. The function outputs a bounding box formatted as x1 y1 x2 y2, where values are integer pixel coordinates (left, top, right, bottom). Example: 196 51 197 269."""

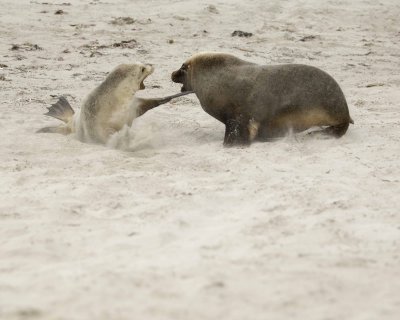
171 52 354 146
37 63 192 144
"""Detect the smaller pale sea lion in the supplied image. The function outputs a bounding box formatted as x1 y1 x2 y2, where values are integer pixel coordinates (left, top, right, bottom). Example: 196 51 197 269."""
37 63 192 144
171 52 354 146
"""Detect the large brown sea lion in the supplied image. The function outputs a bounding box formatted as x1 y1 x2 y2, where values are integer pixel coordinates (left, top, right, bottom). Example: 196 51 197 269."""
172 52 353 146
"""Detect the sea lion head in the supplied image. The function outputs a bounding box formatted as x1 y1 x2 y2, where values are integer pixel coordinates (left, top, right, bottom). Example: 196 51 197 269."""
171 61 193 92
171 52 239 92
107 63 154 98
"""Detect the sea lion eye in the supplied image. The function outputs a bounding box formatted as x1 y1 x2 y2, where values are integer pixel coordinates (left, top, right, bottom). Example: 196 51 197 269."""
141 67 145 73
181 64 187 71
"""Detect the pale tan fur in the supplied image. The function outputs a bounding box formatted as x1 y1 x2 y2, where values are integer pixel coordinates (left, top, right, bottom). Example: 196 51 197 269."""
248 119 260 141
272 108 337 133
39 63 193 143
76 64 154 144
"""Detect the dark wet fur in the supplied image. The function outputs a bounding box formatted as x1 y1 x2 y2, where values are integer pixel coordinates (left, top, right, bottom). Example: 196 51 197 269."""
172 53 354 146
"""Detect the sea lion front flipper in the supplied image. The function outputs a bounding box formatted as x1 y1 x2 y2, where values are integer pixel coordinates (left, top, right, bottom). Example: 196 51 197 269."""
135 91 194 116
223 115 253 147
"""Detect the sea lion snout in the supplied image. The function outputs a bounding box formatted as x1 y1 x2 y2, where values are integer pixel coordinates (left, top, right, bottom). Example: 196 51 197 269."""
144 64 154 74
171 69 183 83
171 70 187 91
172 64 191 92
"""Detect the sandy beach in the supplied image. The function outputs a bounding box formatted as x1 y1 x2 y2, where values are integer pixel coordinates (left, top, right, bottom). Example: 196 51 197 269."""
1 0 400 319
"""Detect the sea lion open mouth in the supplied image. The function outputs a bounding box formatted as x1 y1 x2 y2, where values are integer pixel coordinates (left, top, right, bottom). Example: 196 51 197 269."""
139 74 149 90
139 66 154 90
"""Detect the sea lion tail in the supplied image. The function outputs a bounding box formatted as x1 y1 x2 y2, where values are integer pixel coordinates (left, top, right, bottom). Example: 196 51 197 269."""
44 96 75 123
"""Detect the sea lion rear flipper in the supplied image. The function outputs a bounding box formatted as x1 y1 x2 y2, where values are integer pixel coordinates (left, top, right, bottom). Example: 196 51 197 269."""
322 122 350 138
44 96 75 123
36 126 71 135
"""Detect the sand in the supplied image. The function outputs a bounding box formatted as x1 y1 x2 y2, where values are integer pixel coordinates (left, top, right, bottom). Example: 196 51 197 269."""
1 0 400 319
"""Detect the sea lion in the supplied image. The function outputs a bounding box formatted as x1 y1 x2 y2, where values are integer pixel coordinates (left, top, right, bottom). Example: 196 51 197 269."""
37 63 192 144
171 52 354 146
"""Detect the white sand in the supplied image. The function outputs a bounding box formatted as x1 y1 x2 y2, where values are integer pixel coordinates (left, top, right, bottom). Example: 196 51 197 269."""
1 0 400 319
